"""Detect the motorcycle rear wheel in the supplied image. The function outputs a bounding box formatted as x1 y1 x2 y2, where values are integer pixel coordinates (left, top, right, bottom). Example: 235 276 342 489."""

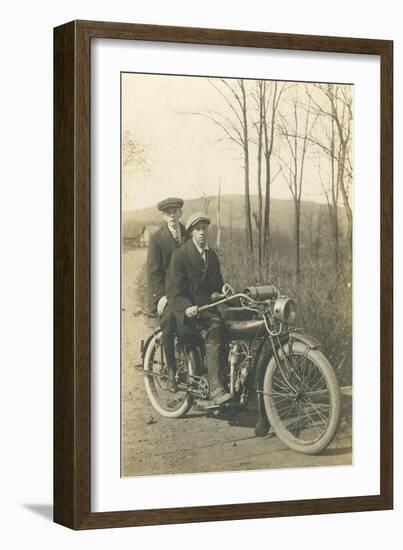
263 341 341 455
143 331 194 418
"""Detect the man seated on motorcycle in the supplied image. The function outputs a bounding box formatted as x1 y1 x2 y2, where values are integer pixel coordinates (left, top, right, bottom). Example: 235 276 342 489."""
166 212 232 406
147 197 190 392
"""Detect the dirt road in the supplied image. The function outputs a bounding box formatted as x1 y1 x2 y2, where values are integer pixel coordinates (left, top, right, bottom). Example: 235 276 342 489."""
122 248 352 477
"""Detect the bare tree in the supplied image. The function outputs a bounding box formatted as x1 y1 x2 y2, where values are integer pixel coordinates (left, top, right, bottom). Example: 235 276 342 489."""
122 130 152 208
314 206 325 261
305 84 353 259
188 78 254 252
277 85 318 278
229 199 233 242
122 130 150 171
303 203 325 264
252 81 265 274
239 80 254 253
262 81 284 267
251 80 284 275
198 191 212 214
315 118 341 272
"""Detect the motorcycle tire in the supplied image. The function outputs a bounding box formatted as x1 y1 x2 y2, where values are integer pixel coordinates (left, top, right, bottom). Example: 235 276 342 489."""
262 341 341 455
143 330 194 418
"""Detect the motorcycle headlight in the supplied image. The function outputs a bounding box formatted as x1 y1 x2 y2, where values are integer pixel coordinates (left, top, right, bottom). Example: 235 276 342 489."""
273 297 296 324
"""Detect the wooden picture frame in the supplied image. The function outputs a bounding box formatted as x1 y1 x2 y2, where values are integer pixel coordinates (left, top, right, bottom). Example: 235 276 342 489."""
54 20 393 529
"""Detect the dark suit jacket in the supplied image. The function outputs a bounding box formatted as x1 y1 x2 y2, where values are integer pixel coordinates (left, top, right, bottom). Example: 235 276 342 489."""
166 238 224 325
147 222 189 312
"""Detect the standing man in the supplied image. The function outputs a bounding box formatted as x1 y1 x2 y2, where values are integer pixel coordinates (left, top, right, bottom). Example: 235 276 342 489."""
147 197 189 392
166 212 232 405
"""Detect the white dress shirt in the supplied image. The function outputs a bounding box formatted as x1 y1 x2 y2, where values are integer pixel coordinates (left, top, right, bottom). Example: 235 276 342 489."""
192 239 210 264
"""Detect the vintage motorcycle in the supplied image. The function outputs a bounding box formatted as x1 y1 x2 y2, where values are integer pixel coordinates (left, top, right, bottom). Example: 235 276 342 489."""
139 283 341 455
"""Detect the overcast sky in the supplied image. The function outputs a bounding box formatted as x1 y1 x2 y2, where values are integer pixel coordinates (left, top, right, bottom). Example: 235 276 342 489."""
122 73 352 211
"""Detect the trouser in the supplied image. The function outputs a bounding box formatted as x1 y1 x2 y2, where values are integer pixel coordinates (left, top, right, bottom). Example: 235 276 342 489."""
177 311 227 394
159 308 177 372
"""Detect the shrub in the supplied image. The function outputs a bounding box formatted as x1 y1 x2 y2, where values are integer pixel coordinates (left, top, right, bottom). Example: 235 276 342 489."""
219 241 352 386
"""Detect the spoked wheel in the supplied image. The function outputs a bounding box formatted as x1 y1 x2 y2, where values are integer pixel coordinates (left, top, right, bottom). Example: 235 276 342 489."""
263 341 341 454
143 331 194 418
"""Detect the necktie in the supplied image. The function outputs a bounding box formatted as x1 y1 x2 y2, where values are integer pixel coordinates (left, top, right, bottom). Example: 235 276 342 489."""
172 228 181 246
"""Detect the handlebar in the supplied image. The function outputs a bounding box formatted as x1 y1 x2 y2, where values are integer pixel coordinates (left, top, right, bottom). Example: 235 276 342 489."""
197 291 265 314
189 283 294 334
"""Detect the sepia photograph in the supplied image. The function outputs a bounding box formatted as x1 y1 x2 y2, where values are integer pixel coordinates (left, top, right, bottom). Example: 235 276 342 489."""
121 72 353 478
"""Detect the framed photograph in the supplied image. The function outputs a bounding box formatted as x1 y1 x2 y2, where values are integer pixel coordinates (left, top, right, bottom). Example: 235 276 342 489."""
54 20 393 529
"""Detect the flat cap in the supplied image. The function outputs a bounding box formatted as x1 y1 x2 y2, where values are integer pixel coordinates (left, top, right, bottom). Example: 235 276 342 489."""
157 197 183 211
185 212 211 231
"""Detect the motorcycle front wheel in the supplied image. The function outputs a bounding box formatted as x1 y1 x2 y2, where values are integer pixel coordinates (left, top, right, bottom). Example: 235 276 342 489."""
143 331 194 418
263 341 341 455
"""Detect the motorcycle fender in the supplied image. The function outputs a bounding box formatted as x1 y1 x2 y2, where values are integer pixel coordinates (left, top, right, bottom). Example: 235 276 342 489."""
254 331 322 428
255 331 321 390
289 330 321 351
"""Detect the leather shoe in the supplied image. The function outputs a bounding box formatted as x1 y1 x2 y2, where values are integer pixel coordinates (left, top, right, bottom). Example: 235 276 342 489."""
211 387 232 405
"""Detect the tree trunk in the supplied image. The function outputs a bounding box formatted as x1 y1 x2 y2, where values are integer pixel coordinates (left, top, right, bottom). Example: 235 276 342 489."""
338 145 352 260
263 146 271 264
331 123 339 273
315 209 323 261
244 156 253 253
256 83 264 275
295 201 301 278
334 212 339 271
262 82 278 266
240 80 253 253
229 200 233 242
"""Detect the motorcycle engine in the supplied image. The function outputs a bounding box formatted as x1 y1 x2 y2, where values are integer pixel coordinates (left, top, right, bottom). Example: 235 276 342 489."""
197 375 210 399
229 341 250 399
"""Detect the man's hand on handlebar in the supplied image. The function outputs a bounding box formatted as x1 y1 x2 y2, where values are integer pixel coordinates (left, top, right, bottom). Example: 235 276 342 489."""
185 305 199 318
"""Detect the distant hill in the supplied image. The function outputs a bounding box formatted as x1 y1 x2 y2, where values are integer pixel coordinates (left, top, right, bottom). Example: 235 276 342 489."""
123 194 348 241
